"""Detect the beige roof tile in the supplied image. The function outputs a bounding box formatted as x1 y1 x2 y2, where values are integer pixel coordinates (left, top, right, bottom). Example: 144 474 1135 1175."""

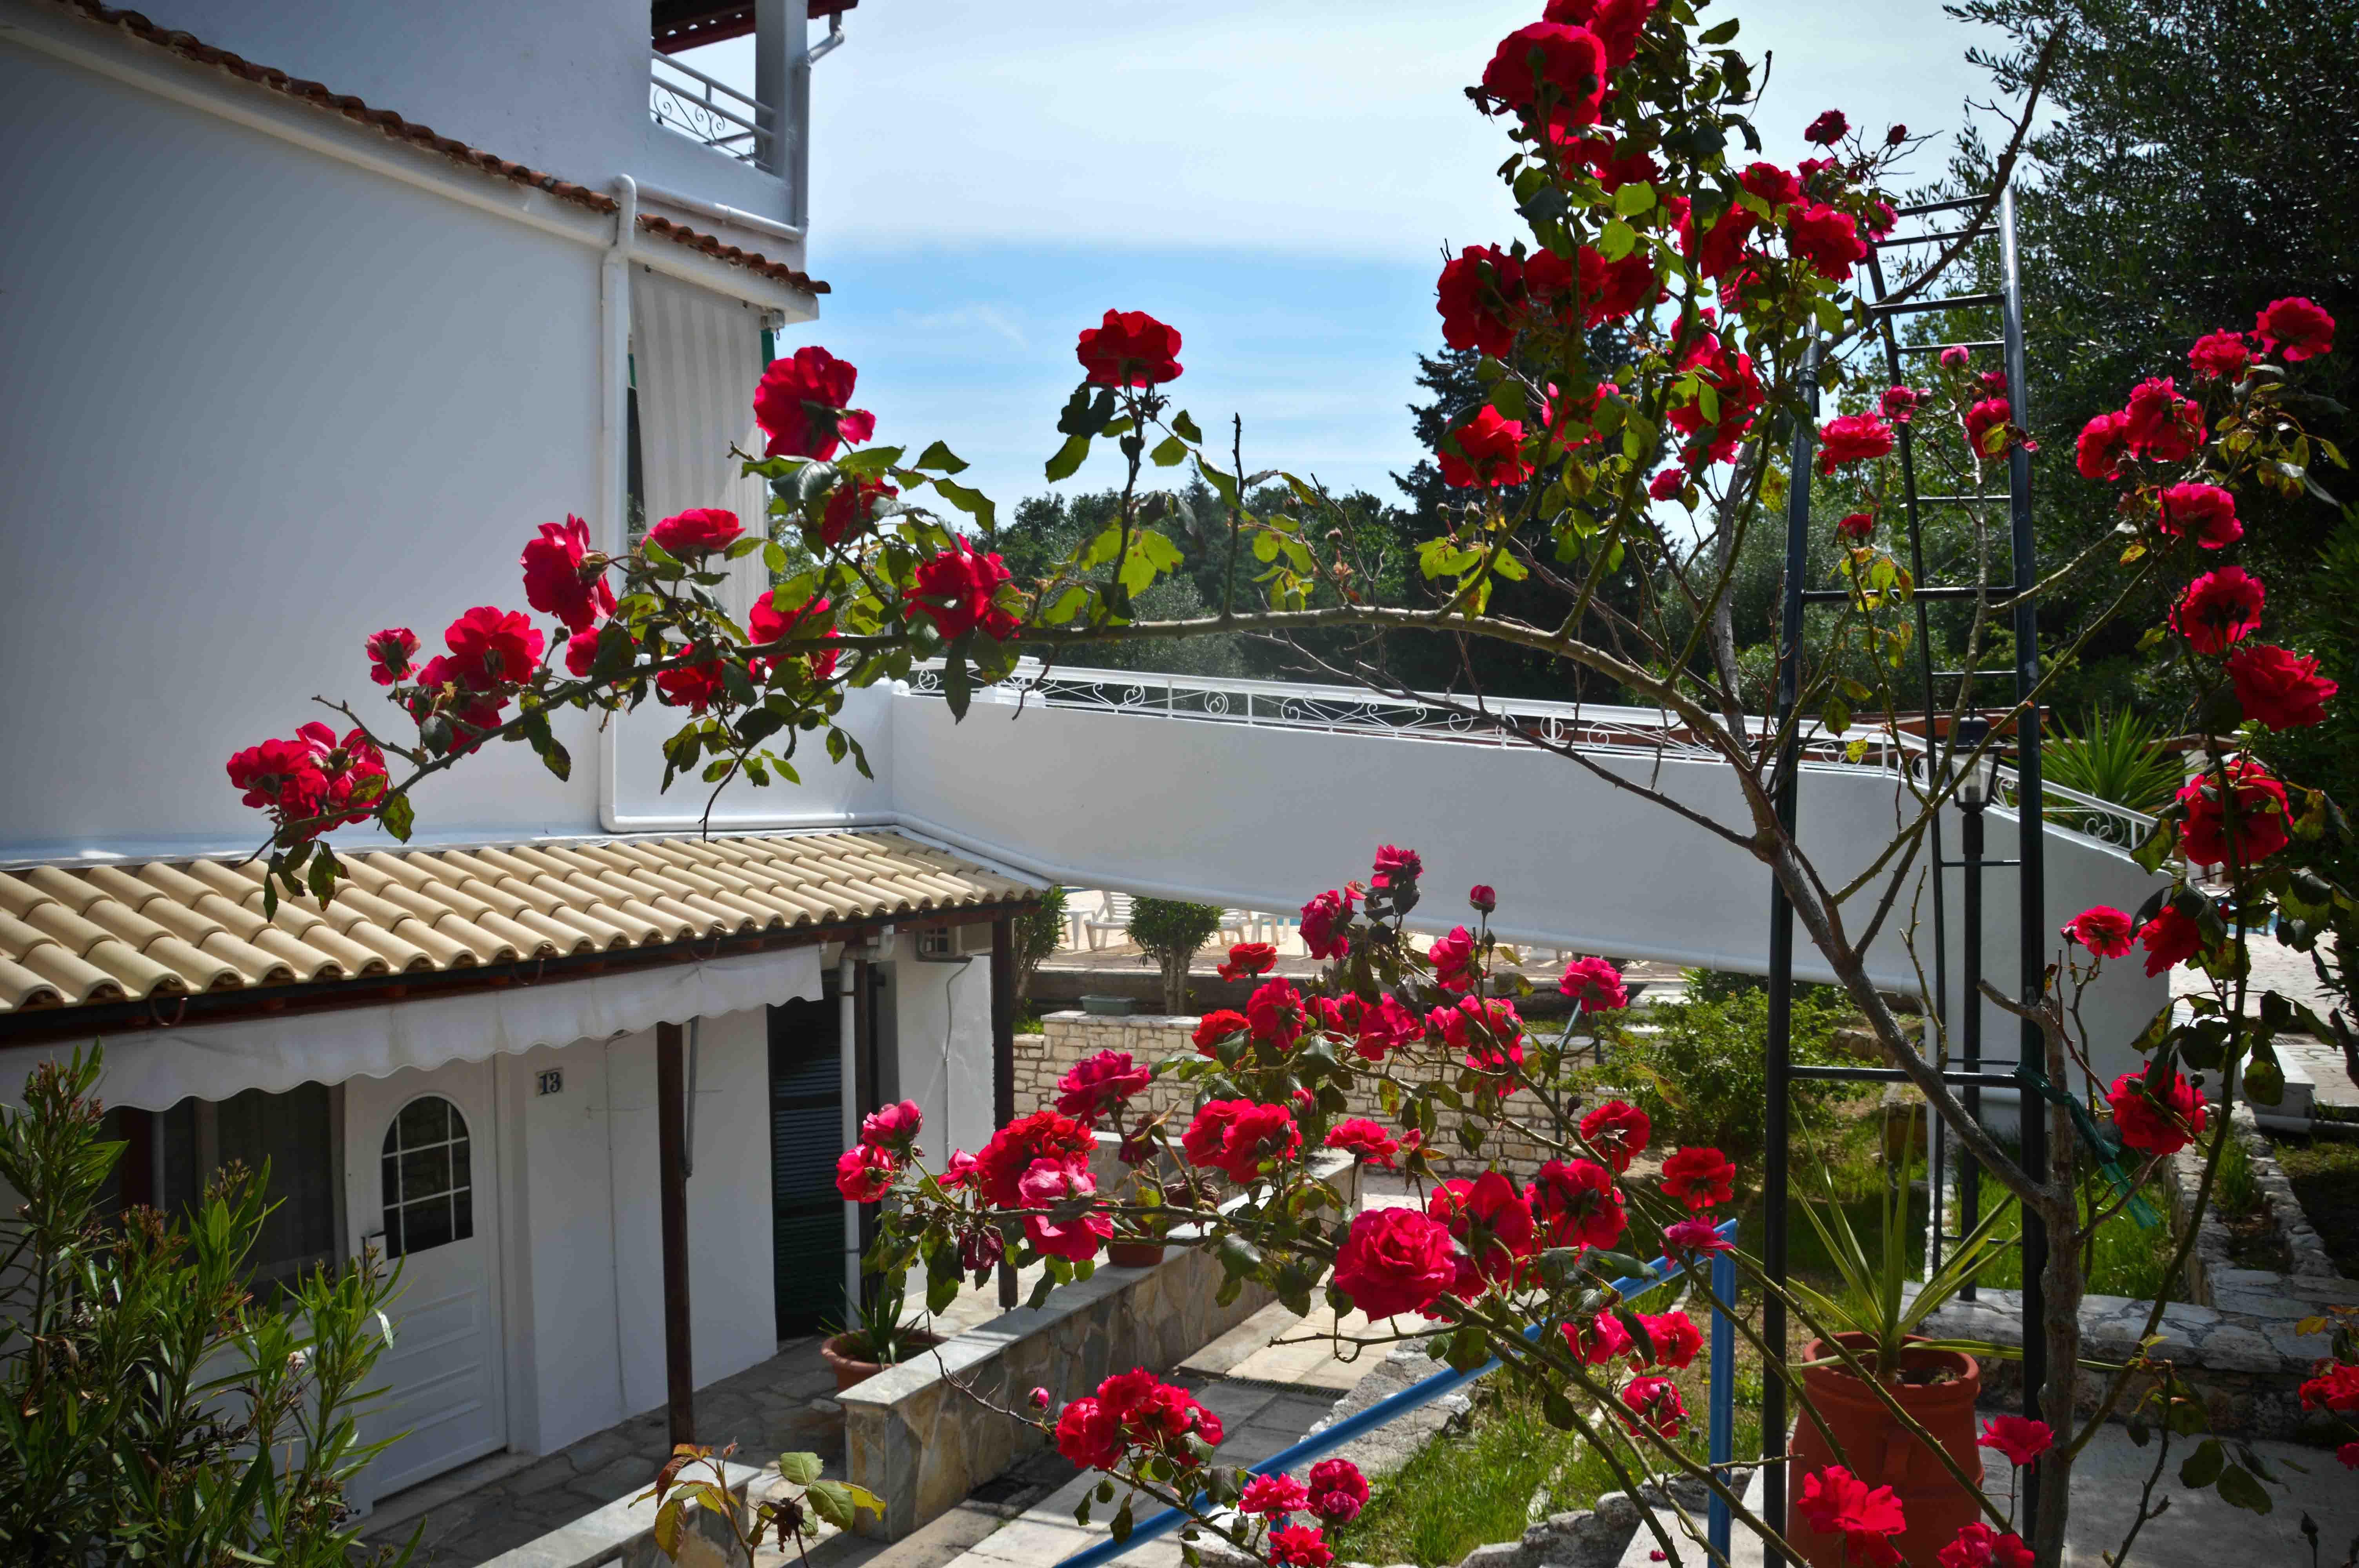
0 830 1035 1016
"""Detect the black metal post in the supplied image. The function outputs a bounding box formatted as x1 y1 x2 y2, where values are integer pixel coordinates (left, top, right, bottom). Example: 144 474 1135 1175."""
1958 791 1986 1300
656 1020 696 1448
991 915 1019 1310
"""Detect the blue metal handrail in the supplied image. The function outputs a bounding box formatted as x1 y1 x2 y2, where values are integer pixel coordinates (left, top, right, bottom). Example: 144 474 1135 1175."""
1054 1220 1743 1568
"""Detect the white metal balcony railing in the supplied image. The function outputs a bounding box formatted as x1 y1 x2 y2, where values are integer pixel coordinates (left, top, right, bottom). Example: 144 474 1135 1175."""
900 661 2158 849
649 51 771 165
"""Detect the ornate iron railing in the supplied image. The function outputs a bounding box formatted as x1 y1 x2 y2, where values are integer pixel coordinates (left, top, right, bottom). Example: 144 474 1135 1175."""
649 52 771 164
902 661 2157 849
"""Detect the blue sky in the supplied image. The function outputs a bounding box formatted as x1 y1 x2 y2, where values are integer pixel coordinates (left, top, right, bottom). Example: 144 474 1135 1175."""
691 1 2006 512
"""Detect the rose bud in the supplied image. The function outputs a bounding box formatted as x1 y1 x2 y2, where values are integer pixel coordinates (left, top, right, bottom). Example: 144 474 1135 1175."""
1030 1387 1052 1410
1468 884 1497 913
1886 123 1908 146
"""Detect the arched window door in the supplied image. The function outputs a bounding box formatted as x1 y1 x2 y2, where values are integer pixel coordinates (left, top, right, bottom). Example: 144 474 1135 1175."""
380 1096 473 1258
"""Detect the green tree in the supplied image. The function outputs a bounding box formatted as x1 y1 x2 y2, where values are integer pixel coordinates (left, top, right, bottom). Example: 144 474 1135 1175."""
1126 897 1224 1016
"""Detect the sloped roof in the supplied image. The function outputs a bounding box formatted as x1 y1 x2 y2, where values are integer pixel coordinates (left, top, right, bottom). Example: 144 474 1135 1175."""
47 0 829 294
0 831 1033 1014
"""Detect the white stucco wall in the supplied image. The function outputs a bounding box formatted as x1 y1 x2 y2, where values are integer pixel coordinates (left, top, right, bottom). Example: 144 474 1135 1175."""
881 935 998 1163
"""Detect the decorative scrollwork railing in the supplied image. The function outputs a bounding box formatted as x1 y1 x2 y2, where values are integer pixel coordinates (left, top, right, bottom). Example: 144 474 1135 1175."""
649 53 771 165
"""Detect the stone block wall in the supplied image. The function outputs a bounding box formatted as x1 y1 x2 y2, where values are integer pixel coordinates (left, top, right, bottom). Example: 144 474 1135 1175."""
1016 1012 1576 1179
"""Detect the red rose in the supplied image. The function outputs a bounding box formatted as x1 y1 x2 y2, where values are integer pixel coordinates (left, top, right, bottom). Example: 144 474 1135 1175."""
1246 977 1307 1050
1620 1376 1687 1437
1434 995 1524 1075
1218 941 1279 982
1215 1102 1301 1183
751 592 840 682
1241 1473 1311 1517
1018 1158 1110 1261
1323 1118 1401 1167
1649 468 1687 502
648 507 745 559
910 539 1018 641
1467 883 1498 913
1661 1146 1736 1210
1299 887 1356 960
754 345 873 460
2062 905 2134 958
1796 1467 1905 1564
820 476 897 548
2188 330 2251 380
563 627 603 677
366 627 419 686
1332 1207 1459 1318
1430 1170 1537 1280
2170 565 2264 654
1787 202 1867 281
654 658 727 714
1076 309 1183 387
1941 1522 2035 1568
1835 511 1876 541
1305 1457 1369 1524
2106 1069 2206 1156
409 655 508 748
1481 22 1608 128
1579 1098 1652 1171
1192 1009 1247 1055
1576 247 1663 326
1440 406 1533 488
1055 1397 1124 1469
442 605 545 689
1565 1311 1633 1364
1963 396 2017 458
1976 1415 2053 1466
2302 1363 2359 1413
2343 1442 2359 1471
1424 925 1476 992
1816 412 1894 474
2177 759 2290 867
2230 642 2338 730
1353 994 1423 1062
1571 130 1659 190
1370 844 1423 888
1530 1157 1626 1249
1804 109 1849 144
976 1109 1095 1207
1436 245 1526 358
2075 410 2131 480
2155 482 2241 548
1879 386 1926 424
1056 1050 1151 1120
859 1099 922 1149
1663 1216 1733 1257
2122 376 2202 462
1268 1524 1333 1568
834 1143 896 1202
2136 904 2205 978
1639 1309 1705 1369
1541 0 1653 69
1685 203 1759 282
2255 296 2335 362
1737 160 1803 210
521 515 615 632
1559 955 1628 1009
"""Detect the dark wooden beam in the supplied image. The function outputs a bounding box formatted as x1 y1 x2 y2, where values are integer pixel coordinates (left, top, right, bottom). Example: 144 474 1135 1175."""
990 915 1017 1308
656 1021 696 1448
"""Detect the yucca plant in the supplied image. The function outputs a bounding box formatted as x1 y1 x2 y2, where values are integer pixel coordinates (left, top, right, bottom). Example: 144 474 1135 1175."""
2041 706 2184 820
1790 1159 2017 1378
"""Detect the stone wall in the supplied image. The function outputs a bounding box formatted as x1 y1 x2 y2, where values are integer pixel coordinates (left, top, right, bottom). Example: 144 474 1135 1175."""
2177 1102 2341 1301
1016 1012 1576 1179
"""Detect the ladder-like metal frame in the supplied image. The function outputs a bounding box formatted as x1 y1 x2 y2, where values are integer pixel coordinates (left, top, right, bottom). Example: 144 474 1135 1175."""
1759 186 2051 1548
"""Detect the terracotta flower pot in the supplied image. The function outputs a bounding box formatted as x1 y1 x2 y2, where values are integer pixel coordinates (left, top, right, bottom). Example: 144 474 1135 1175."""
1785 1334 1983 1568
1107 1240 1168 1268
820 1330 942 1393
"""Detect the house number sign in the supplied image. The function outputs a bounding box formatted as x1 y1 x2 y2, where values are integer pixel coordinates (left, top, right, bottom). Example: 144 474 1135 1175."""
536 1069 564 1097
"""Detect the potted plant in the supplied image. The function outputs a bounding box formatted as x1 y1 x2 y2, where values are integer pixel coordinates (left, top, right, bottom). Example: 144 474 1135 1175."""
1106 1178 1179 1268
819 1273 941 1393
1783 1161 2016 1568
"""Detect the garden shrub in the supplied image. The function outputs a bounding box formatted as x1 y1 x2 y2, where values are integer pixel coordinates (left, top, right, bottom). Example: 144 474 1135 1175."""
1588 980 1851 1163
1127 897 1224 1014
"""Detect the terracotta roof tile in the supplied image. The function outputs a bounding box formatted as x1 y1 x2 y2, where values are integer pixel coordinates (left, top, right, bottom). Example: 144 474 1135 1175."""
49 0 829 294
0 831 1036 1014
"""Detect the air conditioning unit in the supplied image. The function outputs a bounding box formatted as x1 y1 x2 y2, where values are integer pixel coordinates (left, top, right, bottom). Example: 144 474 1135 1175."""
913 922 992 962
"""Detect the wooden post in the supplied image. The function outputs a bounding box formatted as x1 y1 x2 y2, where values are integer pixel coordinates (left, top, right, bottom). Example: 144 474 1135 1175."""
656 1020 695 1448
990 915 1017 1308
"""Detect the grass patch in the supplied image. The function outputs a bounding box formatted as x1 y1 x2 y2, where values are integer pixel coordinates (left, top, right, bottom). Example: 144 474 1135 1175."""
2271 1134 2359 1278
1963 1165 2179 1300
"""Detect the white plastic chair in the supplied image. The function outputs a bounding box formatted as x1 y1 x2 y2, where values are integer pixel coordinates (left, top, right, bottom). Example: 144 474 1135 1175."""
1084 891 1138 949
1217 908 1265 945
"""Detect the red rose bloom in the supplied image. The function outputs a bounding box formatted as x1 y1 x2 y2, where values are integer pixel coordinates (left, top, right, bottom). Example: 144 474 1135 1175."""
1436 995 1525 1076
834 1143 896 1202
2075 410 2132 481
1268 1524 1333 1568
1579 1098 1652 1172
910 538 1018 641
2301 1363 2359 1413
1559 955 1629 1009
1018 1158 1110 1261
1055 1397 1124 1469
750 592 840 682
1435 245 1525 358
1542 0 1653 69
563 627 603 677
1620 1376 1687 1437
1639 1309 1705 1369
1353 994 1423 1062
1481 22 1608 128
1664 1216 1734 1257
2230 642 2338 730
1467 883 1498 913
2177 759 2290 867
1835 511 1876 541
859 1099 921 1149
1192 1009 1247 1055
2155 482 2241 548
366 626 419 686
2188 330 2251 380
2062 905 2135 958
2255 296 2335 362
1804 109 1849 144
976 1109 1096 1208
1324 1118 1401 1167
2342 1442 2359 1470
1565 1310 1634 1363
820 476 897 548
1530 1157 1626 1249
1661 1146 1736 1210
1879 386 1926 424
1429 1170 1536 1281
1649 468 1687 502
442 605 545 689
1305 1458 1369 1524
1370 844 1423 887
1787 202 1867 281
1246 976 1307 1050
1816 412 1895 474
1576 247 1663 326
2136 904 2205 978
654 658 727 714
2122 376 2203 462
1441 406 1533 488
1976 1415 2053 1466
1298 887 1356 960
1796 1467 1906 1566
2106 1069 2207 1156
1218 942 1279 982
1331 1207 1460 1319
1240 1473 1311 1517
1963 396 2016 458
1076 309 1183 387
1056 1050 1152 1120
521 514 615 632
648 507 744 559
1427 925 1478 992
1941 1522 2035 1568
1737 160 1803 211
754 345 873 460
1185 1100 1299 1184
2170 564 2264 654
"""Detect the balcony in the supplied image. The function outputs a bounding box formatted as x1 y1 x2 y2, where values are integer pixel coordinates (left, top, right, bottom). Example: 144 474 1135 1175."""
649 49 772 166
649 1 849 176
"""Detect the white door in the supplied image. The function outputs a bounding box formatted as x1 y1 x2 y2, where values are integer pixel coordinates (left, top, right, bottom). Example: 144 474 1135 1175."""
343 1058 506 1507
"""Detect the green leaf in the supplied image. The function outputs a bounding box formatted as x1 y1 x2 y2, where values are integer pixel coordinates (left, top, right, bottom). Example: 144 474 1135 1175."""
2181 1437 2225 1489
1150 434 1189 468
778 1451 824 1486
836 445 905 477
1112 1498 1136 1543
904 441 961 474
380 792 415 843
1598 218 1638 261
943 653 972 722
1700 17 1740 42
1045 432 1094 483
1613 182 1656 217
541 737 573 782
1541 1389 1580 1431
932 478 997 530
808 1479 858 1529
1172 411 1204 443
2215 1462 2274 1514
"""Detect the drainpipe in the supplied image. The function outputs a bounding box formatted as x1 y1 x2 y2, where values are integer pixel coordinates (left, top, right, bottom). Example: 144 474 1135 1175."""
598 178 636 836
837 950 860 1316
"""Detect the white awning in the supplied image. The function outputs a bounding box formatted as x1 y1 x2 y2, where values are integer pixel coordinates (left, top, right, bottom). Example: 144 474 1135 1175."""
0 944 821 1111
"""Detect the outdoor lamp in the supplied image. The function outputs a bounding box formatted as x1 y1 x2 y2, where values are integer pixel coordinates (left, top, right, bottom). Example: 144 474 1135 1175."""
1954 715 1996 809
